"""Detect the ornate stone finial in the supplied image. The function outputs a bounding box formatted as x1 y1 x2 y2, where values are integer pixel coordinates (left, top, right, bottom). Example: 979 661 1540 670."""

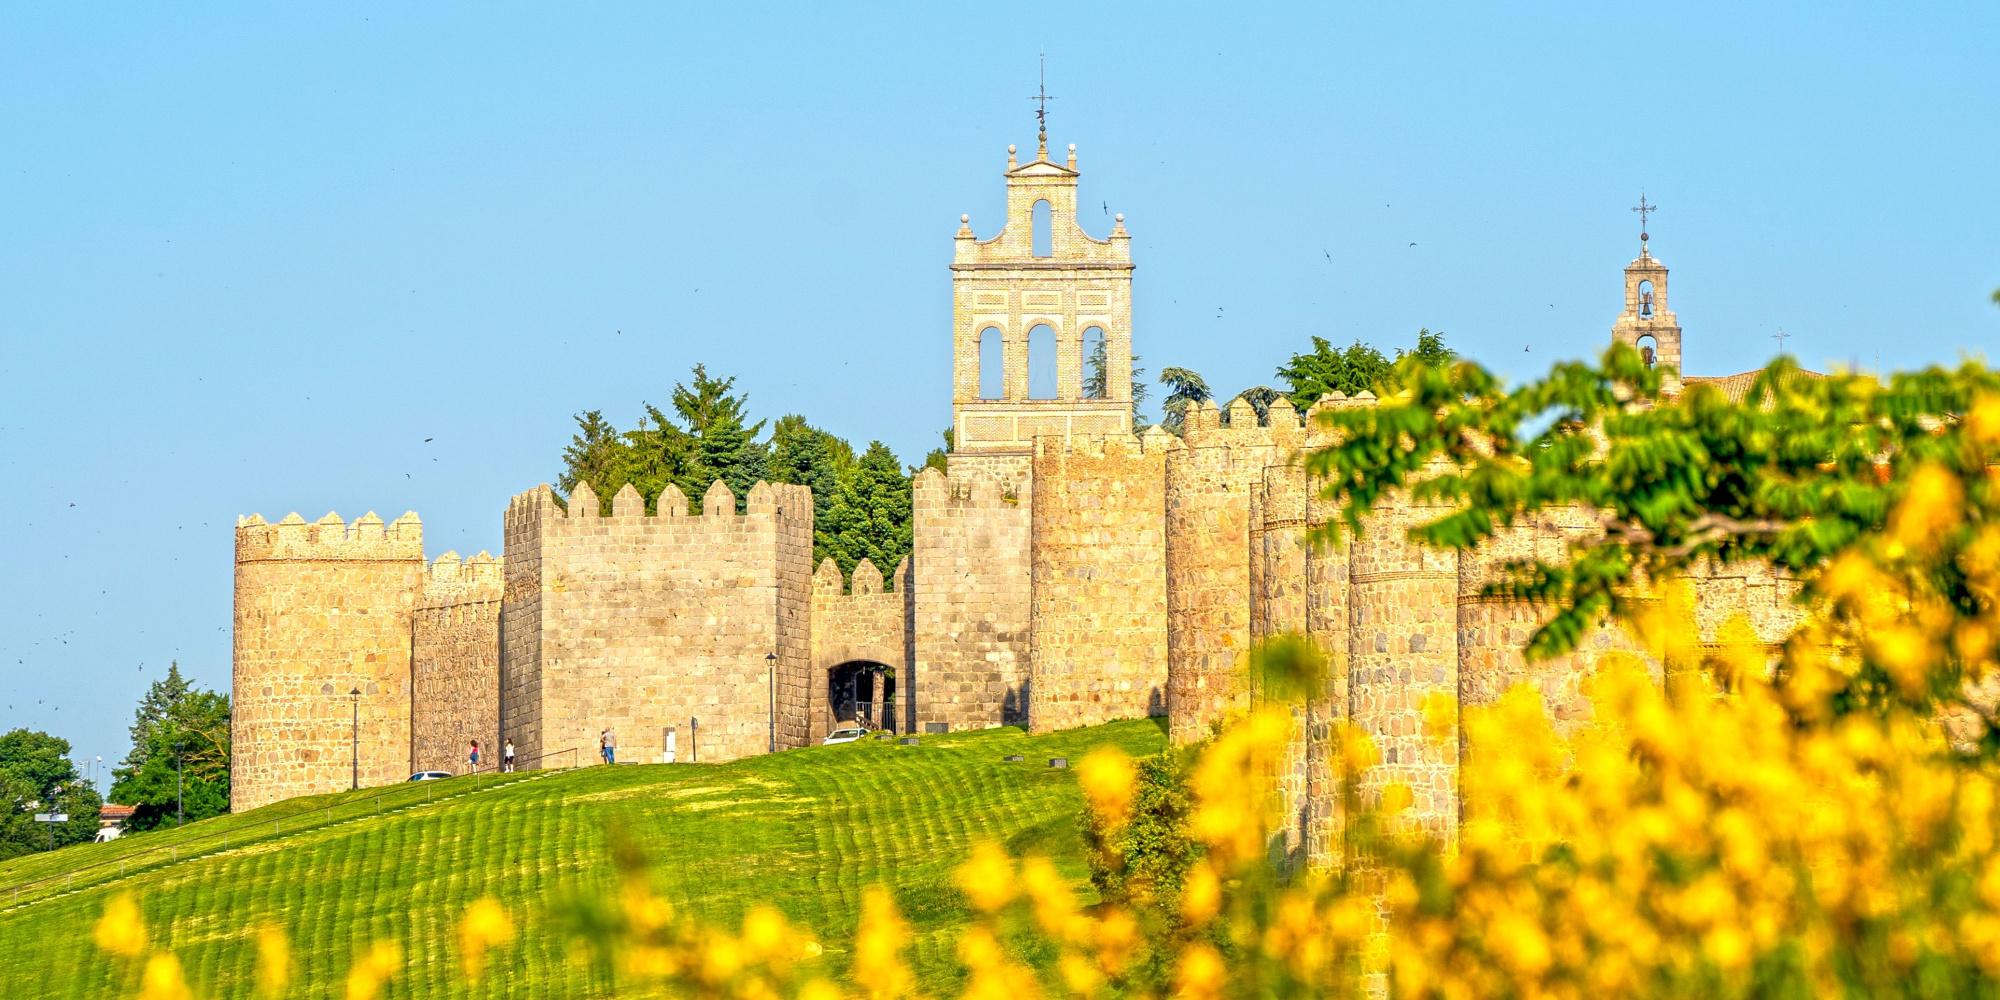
1007 143 1018 169
960 213 970 223
1066 142 1076 169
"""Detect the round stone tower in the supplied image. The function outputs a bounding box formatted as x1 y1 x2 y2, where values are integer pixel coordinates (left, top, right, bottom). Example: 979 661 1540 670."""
232 510 424 811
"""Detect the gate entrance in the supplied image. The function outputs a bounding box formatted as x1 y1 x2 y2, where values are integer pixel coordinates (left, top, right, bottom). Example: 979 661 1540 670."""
828 661 896 732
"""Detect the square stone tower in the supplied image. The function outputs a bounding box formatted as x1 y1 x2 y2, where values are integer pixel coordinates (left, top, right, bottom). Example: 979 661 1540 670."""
950 131 1134 466
1610 236 1682 396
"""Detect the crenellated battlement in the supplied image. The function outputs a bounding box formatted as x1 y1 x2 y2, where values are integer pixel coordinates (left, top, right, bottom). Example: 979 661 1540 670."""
235 510 423 563
811 556 909 597
913 465 1023 509
508 480 813 528
420 550 500 607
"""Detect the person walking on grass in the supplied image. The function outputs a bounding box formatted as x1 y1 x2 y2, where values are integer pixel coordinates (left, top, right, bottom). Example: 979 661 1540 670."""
503 739 516 773
469 740 481 772
601 728 617 765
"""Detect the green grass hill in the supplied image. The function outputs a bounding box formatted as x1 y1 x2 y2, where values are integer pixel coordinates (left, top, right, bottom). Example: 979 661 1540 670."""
0 719 1165 998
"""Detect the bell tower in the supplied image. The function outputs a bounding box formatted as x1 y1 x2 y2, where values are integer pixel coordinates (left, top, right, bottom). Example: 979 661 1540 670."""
1610 195 1682 395
949 125 1134 462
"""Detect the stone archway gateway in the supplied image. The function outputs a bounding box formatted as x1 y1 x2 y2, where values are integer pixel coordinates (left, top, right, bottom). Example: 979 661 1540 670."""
827 661 896 733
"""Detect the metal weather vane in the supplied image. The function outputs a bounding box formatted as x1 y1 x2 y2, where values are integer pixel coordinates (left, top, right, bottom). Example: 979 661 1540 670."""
1030 52 1057 135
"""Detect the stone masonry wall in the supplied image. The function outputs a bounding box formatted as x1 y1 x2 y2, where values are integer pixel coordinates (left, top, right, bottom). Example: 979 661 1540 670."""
1163 397 1298 743
809 557 911 741
1027 430 1174 732
500 488 549 764
500 478 814 768
412 551 501 775
911 464 1032 731
232 511 424 811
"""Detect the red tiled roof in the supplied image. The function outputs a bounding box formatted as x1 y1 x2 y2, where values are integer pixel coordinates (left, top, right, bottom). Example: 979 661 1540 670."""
99 804 136 820
1683 367 1824 404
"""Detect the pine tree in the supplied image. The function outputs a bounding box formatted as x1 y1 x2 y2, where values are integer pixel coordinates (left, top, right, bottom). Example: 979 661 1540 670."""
558 411 632 515
769 414 857 565
823 441 913 582
667 364 768 509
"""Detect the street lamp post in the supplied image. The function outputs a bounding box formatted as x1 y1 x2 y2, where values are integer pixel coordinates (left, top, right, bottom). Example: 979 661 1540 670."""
765 652 778 753
349 687 361 790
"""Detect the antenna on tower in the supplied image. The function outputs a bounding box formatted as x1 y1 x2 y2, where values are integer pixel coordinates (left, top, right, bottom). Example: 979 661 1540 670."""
1030 52 1057 141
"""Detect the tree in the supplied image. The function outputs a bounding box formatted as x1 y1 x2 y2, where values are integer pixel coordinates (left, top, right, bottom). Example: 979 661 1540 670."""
0 729 99 858
1307 343 2000 735
1086 339 1151 425
1157 367 1212 435
768 414 858 567
110 669 231 832
916 428 952 476
1229 385 1283 424
660 364 768 509
822 441 914 581
1275 329 1454 411
559 411 633 516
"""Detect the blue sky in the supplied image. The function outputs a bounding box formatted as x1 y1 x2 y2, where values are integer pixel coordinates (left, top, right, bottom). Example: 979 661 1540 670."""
2 4 1995 782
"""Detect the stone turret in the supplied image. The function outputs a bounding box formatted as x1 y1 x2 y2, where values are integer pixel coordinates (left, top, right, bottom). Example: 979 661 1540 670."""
232 510 425 811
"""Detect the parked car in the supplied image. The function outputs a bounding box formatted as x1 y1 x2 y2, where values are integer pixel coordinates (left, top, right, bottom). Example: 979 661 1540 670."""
407 770 453 782
93 827 123 844
821 728 868 746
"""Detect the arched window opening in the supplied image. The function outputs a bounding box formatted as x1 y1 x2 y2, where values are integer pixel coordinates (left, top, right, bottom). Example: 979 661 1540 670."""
977 327 1004 399
1031 199 1052 258
1637 280 1655 319
1636 334 1659 368
1028 324 1058 399
1082 327 1109 399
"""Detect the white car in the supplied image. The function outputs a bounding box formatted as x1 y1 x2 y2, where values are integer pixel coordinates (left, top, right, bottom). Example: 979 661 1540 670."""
821 728 867 746
407 771 453 782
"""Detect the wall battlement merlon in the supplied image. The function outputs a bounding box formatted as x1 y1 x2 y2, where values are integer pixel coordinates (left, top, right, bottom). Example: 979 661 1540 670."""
234 510 423 562
812 556 911 597
912 466 1025 508
508 479 813 528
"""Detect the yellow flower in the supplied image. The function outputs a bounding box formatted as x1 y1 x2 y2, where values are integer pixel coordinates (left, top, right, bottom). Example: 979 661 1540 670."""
1094 907 1140 974
137 952 193 1000
1889 462 1962 552
1380 782 1415 815
741 905 793 962
93 893 147 958
1180 861 1221 926
458 897 515 983
955 840 1016 912
345 940 402 1000
1869 626 1934 697
853 887 914 999
256 924 290 998
1174 942 1226 1000
1966 393 2000 448
1058 953 1103 994
1420 689 1457 744
1077 746 1138 829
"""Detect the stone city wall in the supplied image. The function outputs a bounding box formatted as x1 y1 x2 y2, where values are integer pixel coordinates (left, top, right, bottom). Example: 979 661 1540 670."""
499 478 814 768
910 464 1033 732
809 557 912 741
231 511 424 811
411 551 501 775
1027 430 1174 732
